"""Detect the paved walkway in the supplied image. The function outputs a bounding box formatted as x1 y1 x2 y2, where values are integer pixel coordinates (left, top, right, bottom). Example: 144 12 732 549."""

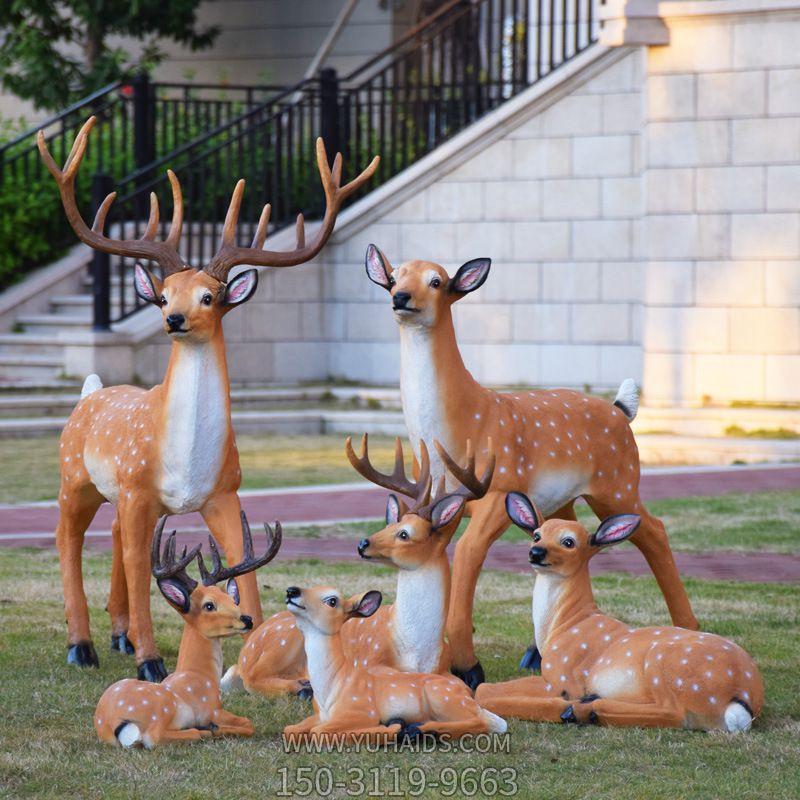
1 464 798 583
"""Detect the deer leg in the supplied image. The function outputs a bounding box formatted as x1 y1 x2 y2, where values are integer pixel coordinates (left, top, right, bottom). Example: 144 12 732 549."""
57 485 103 668
284 713 320 739
447 491 509 687
416 716 490 738
478 693 572 722
475 675 549 703
107 514 133 655
201 492 263 629
575 697 685 729
309 717 401 746
212 709 254 737
117 500 165 681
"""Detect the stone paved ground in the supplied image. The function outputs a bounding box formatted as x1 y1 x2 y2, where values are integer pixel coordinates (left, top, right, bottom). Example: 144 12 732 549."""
1 465 798 583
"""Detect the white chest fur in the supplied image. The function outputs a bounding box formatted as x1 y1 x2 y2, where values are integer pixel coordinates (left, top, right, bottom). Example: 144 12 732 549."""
532 573 565 653
393 564 446 673
159 344 227 513
399 327 449 481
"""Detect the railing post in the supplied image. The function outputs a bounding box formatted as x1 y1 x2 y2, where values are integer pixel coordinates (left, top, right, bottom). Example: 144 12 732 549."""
319 68 340 167
91 173 113 332
132 71 155 217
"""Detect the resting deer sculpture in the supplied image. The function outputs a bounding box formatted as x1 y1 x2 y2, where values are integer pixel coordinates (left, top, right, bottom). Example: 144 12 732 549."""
222 435 495 697
364 244 698 688
38 116 377 679
283 585 507 745
475 493 764 732
94 512 282 748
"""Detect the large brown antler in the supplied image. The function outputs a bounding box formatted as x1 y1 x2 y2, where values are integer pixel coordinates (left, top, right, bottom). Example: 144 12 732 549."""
414 439 496 520
196 511 282 586
204 137 380 281
345 434 432 509
151 516 201 591
37 116 186 275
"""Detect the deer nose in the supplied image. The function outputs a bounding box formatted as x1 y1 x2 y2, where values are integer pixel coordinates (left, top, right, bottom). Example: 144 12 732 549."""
166 313 185 331
240 614 253 630
392 291 412 309
357 538 370 558
529 546 548 565
286 586 301 599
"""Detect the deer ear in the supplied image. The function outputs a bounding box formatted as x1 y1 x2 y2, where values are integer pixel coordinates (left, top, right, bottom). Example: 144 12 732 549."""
157 579 191 614
226 578 240 605
590 515 641 547
505 492 542 534
349 590 382 618
430 494 466 532
134 263 162 305
386 494 403 524
365 244 393 290
448 258 491 295
224 269 259 306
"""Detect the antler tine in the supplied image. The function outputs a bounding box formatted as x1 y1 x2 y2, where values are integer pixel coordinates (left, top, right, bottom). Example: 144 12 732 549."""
37 116 185 274
150 516 199 589
141 192 160 241
203 136 380 278
165 169 184 250
434 438 496 501
198 511 283 586
345 434 423 499
221 179 246 247
251 203 271 250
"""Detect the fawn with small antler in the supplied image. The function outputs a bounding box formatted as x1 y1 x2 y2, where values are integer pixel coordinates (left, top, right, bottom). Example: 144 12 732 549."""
222 435 495 698
94 511 282 748
475 493 763 732
39 117 377 679
364 245 698 688
283 585 507 745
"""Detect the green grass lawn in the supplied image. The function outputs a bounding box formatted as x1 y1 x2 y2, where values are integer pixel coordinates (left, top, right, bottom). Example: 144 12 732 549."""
0 548 798 800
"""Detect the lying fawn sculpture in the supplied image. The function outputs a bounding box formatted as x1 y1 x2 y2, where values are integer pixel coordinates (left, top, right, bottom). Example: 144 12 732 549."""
94 512 281 748
283 585 507 744
475 493 764 732
365 244 698 688
222 436 494 697
38 117 377 679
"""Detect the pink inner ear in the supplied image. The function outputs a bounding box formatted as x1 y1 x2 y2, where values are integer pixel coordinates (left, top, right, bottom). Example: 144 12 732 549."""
227 272 255 303
509 496 537 529
160 582 185 607
134 266 156 301
454 264 486 292
226 579 240 605
386 497 400 523
359 594 380 616
597 520 637 544
366 248 389 285
437 498 462 526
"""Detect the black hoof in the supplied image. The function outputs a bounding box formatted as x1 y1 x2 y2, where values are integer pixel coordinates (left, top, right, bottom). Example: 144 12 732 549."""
518 645 541 673
297 681 314 701
560 706 577 724
580 693 600 704
111 633 135 655
588 711 599 725
451 661 486 691
67 641 99 668
137 658 168 683
386 717 407 728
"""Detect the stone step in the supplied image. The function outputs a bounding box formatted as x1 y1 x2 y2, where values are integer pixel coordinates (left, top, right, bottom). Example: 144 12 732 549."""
0 334 66 359
0 354 64 382
15 313 92 335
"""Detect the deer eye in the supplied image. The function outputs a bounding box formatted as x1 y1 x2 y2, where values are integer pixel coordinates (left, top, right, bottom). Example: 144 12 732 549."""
532 531 541 543
201 293 213 306
561 537 576 549
388 274 396 286
430 277 441 289
203 601 216 612
397 529 410 541
325 597 338 608
160 296 167 307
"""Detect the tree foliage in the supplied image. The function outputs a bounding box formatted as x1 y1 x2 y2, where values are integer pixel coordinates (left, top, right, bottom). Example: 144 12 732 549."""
0 0 219 111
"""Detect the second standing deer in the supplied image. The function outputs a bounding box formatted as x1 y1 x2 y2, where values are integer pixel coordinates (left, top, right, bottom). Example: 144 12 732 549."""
364 245 698 688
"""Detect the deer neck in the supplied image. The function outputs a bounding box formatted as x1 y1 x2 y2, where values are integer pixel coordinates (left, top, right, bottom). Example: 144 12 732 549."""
174 623 224 684
298 623 348 718
392 555 449 673
398 310 482 476
532 569 598 652
158 331 232 513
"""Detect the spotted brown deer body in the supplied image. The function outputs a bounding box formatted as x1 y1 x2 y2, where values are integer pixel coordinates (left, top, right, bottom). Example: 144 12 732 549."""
94 512 281 748
39 117 378 679
364 245 698 688
283 585 507 745
222 436 494 698
475 494 763 732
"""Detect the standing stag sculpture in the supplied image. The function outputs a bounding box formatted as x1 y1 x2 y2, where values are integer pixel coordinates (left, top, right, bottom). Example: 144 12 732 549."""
364 244 698 688
39 116 378 679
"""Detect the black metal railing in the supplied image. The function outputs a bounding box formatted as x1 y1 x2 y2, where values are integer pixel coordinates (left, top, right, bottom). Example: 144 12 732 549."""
3 0 597 327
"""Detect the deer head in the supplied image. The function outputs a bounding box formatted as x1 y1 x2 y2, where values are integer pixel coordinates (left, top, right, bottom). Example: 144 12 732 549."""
284 585 382 637
364 244 491 329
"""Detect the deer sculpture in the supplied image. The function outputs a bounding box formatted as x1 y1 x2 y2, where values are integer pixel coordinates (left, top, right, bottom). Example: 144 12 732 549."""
364 244 698 689
222 435 495 698
38 116 378 680
475 493 763 732
282 585 508 745
94 511 282 748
